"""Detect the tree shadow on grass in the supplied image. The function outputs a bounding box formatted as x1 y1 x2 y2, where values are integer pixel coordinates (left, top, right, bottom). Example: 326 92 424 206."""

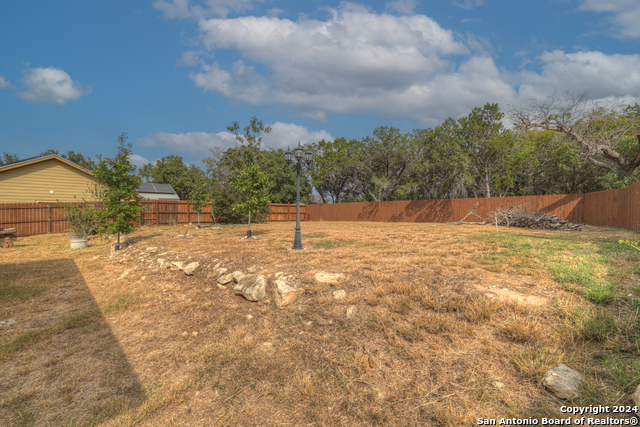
0 259 143 426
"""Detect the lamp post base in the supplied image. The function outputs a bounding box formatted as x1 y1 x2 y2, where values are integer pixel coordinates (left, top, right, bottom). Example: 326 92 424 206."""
247 230 251 238
291 230 303 250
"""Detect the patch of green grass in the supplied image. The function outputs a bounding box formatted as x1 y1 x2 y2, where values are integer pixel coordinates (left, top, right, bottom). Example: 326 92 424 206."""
584 282 617 305
564 308 617 342
603 355 640 392
103 291 139 314
314 239 353 249
0 330 49 360
62 309 102 330
305 233 328 239
0 284 45 303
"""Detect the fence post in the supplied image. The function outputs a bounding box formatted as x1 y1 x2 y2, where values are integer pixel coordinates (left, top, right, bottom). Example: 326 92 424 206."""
48 205 52 234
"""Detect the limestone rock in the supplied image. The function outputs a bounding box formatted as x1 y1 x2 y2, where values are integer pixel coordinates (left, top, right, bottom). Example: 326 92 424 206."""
542 364 582 399
274 279 305 308
346 305 357 319
632 384 640 408
232 271 246 283
233 275 267 302
0 319 16 328
172 261 184 270
315 272 346 284
333 290 347 302
182 262 199 275
216 267 228 276
218 274 234 285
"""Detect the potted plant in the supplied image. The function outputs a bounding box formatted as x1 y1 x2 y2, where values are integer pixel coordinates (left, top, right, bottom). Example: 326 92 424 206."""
62 204 104 249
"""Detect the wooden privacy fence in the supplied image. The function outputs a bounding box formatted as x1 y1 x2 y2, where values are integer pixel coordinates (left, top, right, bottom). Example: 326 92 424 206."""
306 180 640 234
0 201 309 236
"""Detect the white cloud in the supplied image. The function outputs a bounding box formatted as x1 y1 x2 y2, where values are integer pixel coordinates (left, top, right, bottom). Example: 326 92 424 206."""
452 0 485 10
154 0 261 19
165 2 640 124
130 154 156 169
261 122 334 150
179 50 204 66
386 0 419 15
136 131 236 161
17 67 91 105
515 50 640 104
188 3 474 122
0 76 10 89
135 123 333 162
579 0 640 39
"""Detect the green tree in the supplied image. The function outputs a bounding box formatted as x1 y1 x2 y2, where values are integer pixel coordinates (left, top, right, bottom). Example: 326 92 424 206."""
139 155 206 200
510 92 640 181
229 162 273 237
39 149 59 156
458 103 515 198
0 152 19 165
227 116 272 152
62 151 96 171
93 133 145 249
188 172 211 228
262 148 313 204
308 138 361 203
355 127 424 202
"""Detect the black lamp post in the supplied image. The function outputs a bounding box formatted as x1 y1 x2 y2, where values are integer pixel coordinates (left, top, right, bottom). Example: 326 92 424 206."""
285 142 313 250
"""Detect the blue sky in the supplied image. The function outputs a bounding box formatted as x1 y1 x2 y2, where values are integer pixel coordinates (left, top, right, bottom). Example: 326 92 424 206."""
1 0 639 168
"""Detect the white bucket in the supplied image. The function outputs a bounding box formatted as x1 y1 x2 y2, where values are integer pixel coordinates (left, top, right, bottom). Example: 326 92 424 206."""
69 236 88 249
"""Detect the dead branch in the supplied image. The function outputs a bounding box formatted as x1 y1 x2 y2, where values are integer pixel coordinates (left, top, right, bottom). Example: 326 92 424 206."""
446 203 487 225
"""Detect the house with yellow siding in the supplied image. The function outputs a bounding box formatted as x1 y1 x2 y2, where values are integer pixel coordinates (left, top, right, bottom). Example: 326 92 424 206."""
0 155 98 203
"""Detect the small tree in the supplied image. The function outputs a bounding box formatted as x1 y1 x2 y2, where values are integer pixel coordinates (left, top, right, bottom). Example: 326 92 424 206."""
230 162 273 237
93 133 145 249
189 172 210 228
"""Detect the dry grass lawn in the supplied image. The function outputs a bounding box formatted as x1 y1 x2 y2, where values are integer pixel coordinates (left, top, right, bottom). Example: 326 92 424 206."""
1 221 639 426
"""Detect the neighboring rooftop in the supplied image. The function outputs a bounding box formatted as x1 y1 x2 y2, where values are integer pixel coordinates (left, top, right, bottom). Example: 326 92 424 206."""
137 183 178 195
0 155 94 175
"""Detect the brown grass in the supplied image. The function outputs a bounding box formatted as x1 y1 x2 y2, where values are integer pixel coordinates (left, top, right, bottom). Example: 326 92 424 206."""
0 221 639 426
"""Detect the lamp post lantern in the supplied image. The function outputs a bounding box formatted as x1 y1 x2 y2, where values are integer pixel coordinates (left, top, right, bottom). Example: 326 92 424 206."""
285 142 314 250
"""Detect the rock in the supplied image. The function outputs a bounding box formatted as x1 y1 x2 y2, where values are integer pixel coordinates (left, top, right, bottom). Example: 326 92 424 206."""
333 290 347 302
233 275 267 302
232 271 246 283
146 247 157 252
172 261 184 270
218 274 234 285
0 319 15 328
182 262 199 275
192 331 198 337
118 269 132 279
632 384 640 408
217 268 228 276
217 283 227 290
542 364 582 399
274 272 284 278
346 305 357 319
245 314 253 320
492 382 505 389
274 279 305 308
315 272 346 284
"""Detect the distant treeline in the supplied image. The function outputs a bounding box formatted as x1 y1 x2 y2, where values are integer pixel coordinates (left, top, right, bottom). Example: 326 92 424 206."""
4 96 639 223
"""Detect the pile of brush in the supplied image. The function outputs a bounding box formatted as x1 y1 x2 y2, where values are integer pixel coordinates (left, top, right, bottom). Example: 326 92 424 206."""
489 204 584 231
